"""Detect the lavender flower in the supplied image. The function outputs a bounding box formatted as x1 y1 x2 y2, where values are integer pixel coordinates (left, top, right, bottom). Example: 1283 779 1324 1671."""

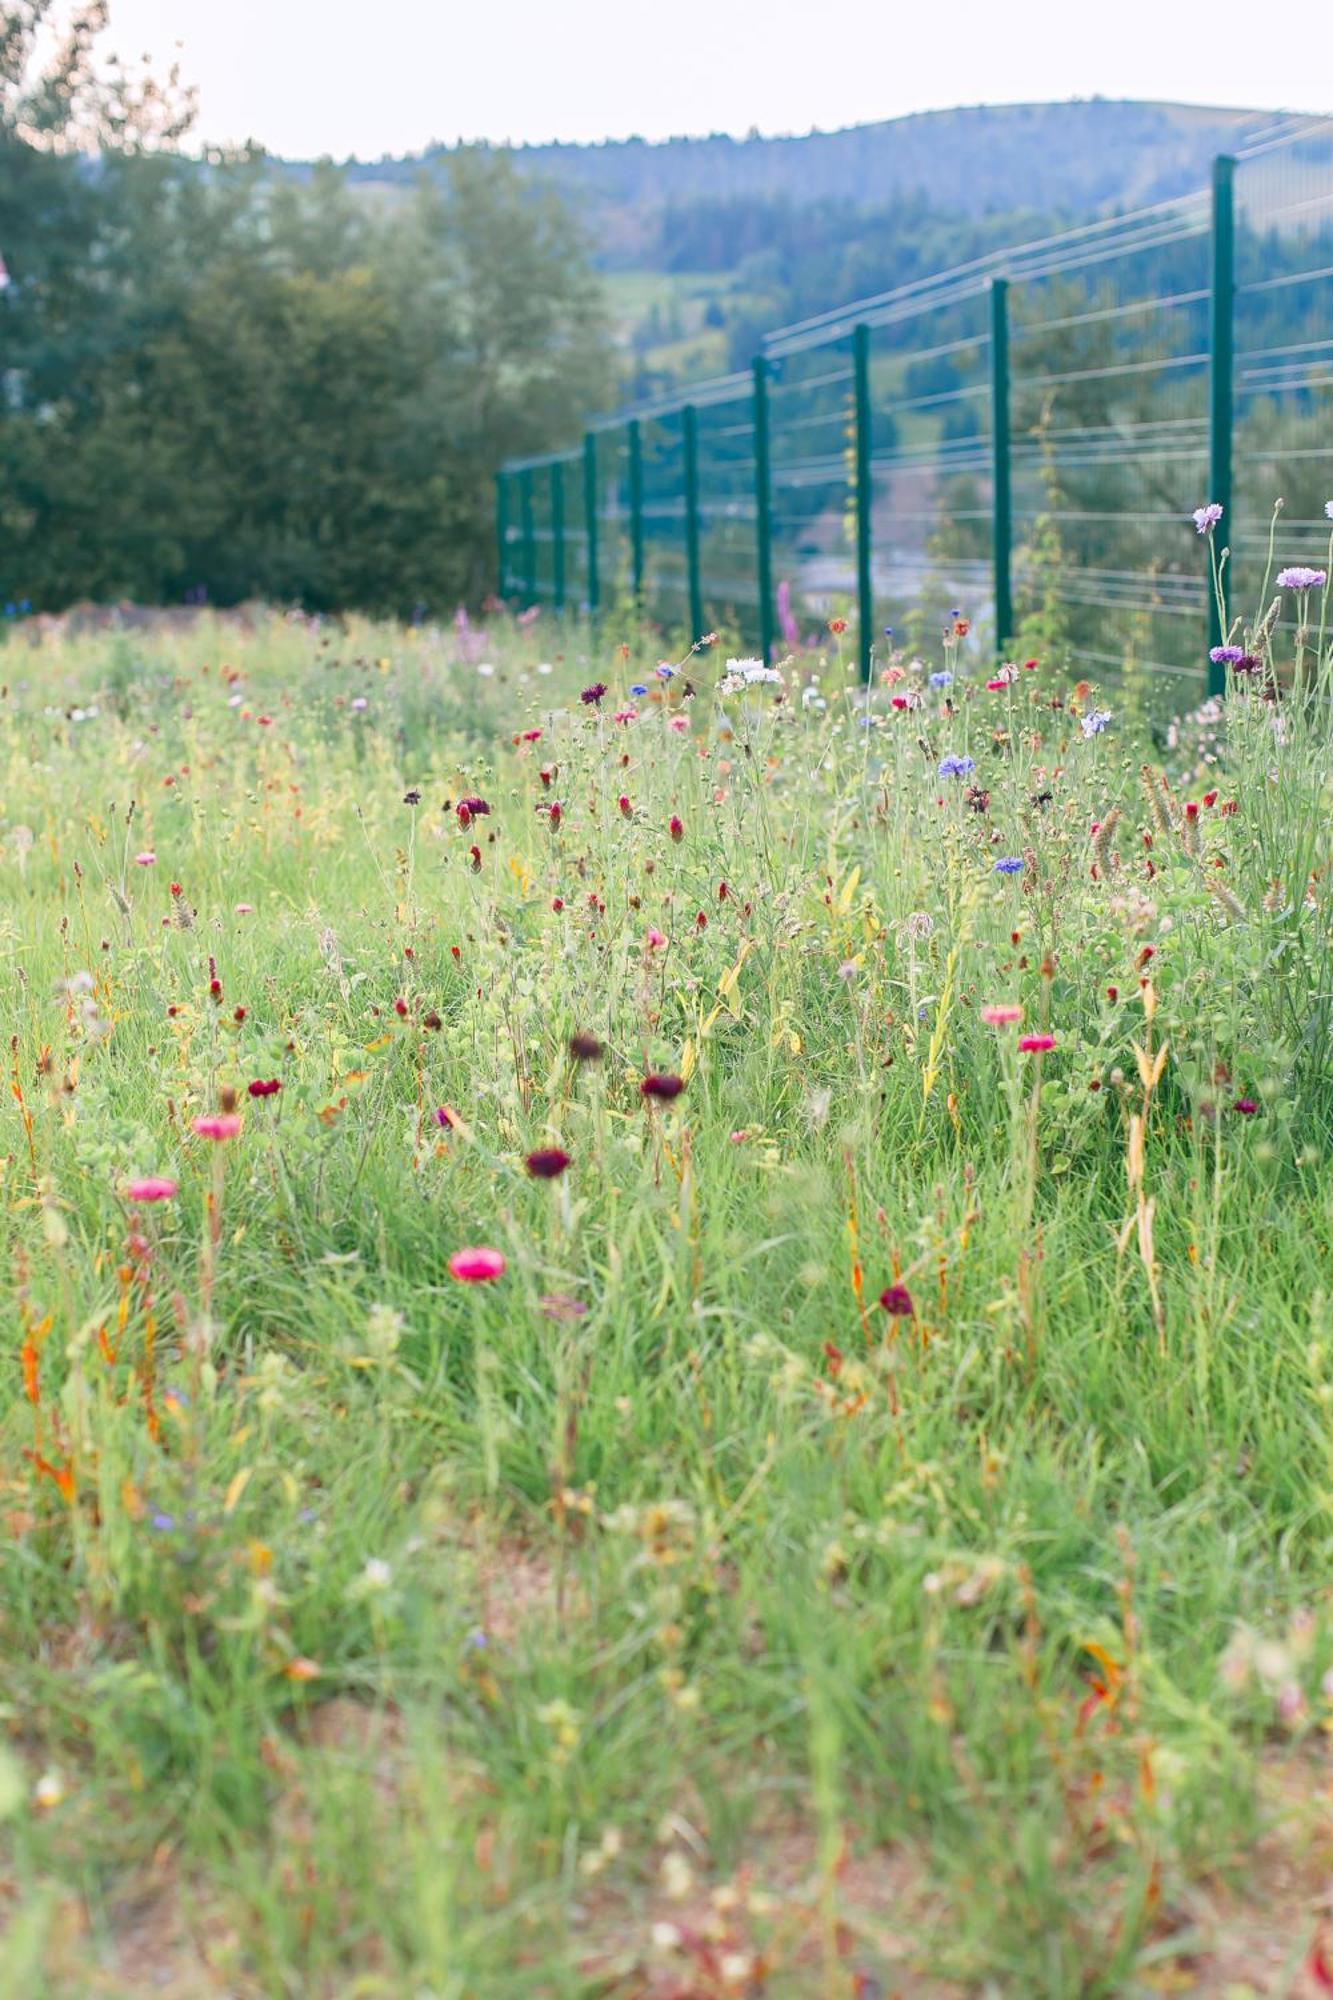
1080 710 1113 738
938 753 976 778
1192 503 1224 534
993 857 1024 874
1209 645 1246 665
1277 566 1327 591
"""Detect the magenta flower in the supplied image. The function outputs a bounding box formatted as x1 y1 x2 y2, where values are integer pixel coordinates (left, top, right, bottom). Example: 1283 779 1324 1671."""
193 1114 243 1140
981 1004 1023 1025
1233 1097 1258 1116
124 1176 178 1203
134 850 157 867
879 1284 915 1317
1192 503 1223 534
1277 566 1327 590
448 1246 506 1282
1018 1034 1056 1053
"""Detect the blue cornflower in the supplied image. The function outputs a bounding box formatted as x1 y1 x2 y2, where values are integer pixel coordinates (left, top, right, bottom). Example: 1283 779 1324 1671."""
929 671 953 688
994 857 1024 874
630 682 648 696
938 753 976 778
655 664 675 680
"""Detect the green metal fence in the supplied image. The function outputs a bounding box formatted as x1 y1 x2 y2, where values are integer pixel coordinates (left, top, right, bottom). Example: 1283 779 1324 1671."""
498 121 1333 700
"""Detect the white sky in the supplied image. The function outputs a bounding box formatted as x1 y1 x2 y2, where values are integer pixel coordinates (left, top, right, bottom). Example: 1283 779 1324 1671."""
105 0 1327 158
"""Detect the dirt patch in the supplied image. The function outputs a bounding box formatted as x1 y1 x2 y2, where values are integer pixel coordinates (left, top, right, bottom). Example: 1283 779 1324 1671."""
1143 1747 1333 1996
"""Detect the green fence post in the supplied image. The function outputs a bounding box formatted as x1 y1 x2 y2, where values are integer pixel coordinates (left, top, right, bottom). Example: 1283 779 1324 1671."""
519 466 537 603
1208 154 1236 690
853 323 874 682
752 356 775 662
551 460 566 613
496 471 508 599
628 418 645 604
989 277 1013 656
682 403 704 643
583 432 600 618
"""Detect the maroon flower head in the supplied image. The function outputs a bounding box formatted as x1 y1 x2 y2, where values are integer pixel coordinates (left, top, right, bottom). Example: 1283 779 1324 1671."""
458 796 491 817
526 1146 571 1179
581 682 607 706
879 1284 915 1317
641 1072 685 1101
569 1029 604 1062
1233 1097 1258 1116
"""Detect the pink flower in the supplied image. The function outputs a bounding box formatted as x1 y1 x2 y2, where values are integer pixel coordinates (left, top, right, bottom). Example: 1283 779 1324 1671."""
234 902 255 914
448 1246 506 1282
646 927 665 949
1018 1034 1056 1053
981 1004 1023 1025
668 714 690 733
613 707 638 724
124 1176 178 1203
192 1114 243 1140
134 850 157 866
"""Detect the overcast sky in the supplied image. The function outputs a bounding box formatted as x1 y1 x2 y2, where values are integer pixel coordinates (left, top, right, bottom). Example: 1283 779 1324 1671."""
106 0 1326 159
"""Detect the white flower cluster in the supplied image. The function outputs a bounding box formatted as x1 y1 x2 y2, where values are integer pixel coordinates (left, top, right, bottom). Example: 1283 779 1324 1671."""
718 656 783 694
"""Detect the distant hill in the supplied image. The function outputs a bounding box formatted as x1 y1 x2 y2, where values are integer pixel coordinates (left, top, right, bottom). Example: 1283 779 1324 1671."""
326 100 1276 260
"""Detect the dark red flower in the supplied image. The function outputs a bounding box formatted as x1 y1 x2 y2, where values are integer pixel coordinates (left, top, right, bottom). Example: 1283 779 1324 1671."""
526 1146 571 1179
458 797 490 817
569 1030 603 1061
669 814 684 842
581 682 607 705
394 997 409 1017
879 1284 915 1317
247 1077 282 1099
641 1072 685 1101
1233 1097 1258 1115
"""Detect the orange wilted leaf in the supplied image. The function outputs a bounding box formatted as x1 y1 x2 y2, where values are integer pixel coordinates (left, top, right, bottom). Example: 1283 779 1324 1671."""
283 1656 322 1682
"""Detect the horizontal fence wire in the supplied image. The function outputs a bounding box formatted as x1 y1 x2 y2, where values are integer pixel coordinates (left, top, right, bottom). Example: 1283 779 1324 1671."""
498 116 1333 700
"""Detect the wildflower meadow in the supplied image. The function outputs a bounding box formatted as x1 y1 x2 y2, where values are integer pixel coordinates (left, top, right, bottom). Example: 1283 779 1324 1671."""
5 519 1333 1996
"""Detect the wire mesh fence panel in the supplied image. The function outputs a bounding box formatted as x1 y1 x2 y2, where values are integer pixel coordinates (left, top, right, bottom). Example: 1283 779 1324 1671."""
863 291 993 661
593 427 632 606
762 338 856 645
1007 195 1213 696
640 406 689 635
1233 118 1333 637
693 379 759 647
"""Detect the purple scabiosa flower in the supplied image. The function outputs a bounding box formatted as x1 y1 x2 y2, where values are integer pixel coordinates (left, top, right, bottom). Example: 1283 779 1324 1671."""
1192 503 1224 534
993 857 1024 874
938 753 976 778
1277 566 1327 590
1209 645 1246 666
